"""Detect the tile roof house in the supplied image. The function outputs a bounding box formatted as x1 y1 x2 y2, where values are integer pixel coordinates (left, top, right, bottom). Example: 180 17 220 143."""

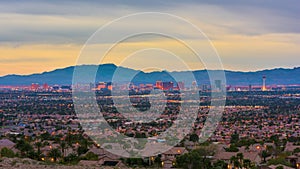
161 147 188 168
285 142 300 152
0 139 15 149
0 138 18 154
267 164 294 169
84 146 128 168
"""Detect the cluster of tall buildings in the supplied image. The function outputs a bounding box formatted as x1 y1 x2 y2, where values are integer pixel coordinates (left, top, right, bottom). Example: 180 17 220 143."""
92 81 185 92
155 81 185 91
3 75 298 93
31 83 72 92
95 82 113 91
0 83 72 92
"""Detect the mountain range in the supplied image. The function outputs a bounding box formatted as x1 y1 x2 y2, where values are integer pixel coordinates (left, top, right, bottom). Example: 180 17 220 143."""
0 64 299 86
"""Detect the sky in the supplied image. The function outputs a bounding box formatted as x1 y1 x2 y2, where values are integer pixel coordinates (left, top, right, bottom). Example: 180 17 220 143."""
0 0 299 76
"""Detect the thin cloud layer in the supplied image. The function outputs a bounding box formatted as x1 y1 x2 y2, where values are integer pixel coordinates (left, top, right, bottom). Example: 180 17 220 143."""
0 0 299 75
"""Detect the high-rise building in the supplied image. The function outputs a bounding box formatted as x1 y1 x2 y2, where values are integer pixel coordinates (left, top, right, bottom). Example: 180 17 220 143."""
31 83 39 91
262 76 267 91
97 82 106 90
192 81 197 90
215 80 222 91
43 83 49 91
156 81 163 89
201 84 209 92
107 82 113 90
145 84 154 90
177 81 185 90
162 82 174 90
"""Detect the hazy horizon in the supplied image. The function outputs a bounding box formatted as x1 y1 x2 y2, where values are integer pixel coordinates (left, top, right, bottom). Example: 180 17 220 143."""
1 63 300 77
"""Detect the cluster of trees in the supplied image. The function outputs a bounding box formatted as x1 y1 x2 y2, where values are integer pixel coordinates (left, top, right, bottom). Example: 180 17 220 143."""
176 149 212 169
0 147 15 158
1 130 97 165
224 132 257 152
175 148 259 169
176 147 215 169
229 153 256 169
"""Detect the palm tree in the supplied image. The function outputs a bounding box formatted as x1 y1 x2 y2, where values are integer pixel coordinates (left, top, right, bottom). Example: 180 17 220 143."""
154 155 162 169
230 156 241 169
234 160 241 169
35 141 43 159
266 145 275 157
59 141 67 158
16 139 33 157
243 159 251 169
237 153 244 166
261 150 268 163
48 148 62 162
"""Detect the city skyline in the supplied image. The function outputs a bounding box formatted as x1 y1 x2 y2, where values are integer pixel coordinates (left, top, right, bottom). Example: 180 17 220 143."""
0 0 300 76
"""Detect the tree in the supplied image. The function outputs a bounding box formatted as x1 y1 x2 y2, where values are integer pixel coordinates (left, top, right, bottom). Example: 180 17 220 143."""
0 147 15 158
82 152 98 161
243 159 252 169
294 147 300 154
177 150 201 169
40 132 51 141
236 153 244 167
237 153 244 161
135 132 147 138
16 139 33 157
35 141 43 159
59 141 67 158
225 144 239 152
77 146 88 156
261 150 269 163
230 132 239 144
213 160 227 169
176 148 213 169
125 158 145 167
48 148 62 162
154 155 162 168
270 135 279 145
189 133 199 143
64 153 79 164
230 155 247 169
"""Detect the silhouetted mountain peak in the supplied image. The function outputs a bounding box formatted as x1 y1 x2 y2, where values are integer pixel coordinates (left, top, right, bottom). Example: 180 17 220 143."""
0 64 299 86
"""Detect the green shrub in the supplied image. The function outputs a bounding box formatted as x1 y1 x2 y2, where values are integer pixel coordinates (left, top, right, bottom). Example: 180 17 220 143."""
1 147 15 158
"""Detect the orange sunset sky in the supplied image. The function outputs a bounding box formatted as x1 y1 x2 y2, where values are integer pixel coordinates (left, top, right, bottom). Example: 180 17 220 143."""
0 0 299 76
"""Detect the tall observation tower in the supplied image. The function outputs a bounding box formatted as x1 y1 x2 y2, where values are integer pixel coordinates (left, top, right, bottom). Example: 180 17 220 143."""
262 76 267 91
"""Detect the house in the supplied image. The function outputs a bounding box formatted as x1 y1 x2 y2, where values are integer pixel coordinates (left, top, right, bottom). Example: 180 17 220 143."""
285 154 300 168
213 151 237 163
213 144 262 165
102 160 128 169
83 146 128 168
161 147 188 168
0 139 15 149
163 158 175 169
285 142 300 152
267 164 294 169
78 160 99 167
0 138 18 154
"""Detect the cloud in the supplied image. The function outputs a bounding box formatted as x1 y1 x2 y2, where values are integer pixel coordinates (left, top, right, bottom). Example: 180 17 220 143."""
0 0 299 75
0 0 298 45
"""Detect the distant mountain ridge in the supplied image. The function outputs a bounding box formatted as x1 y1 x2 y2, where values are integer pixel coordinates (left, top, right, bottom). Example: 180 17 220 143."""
0 64 299 86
